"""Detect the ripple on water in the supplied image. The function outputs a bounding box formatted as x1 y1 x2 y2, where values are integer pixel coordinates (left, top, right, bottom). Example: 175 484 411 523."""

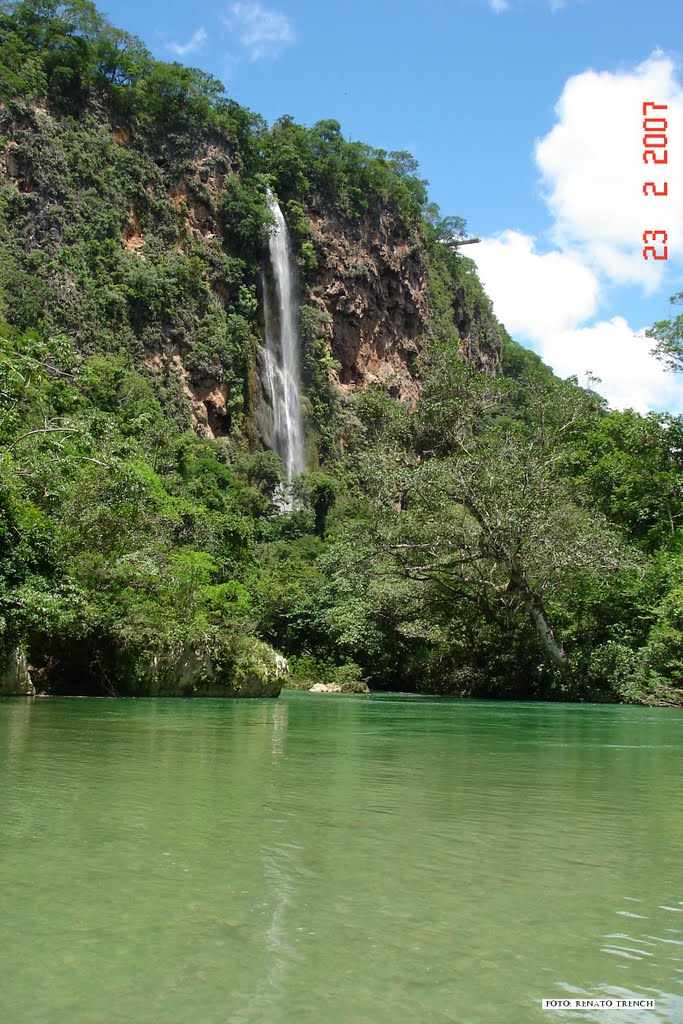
2 695 683 1024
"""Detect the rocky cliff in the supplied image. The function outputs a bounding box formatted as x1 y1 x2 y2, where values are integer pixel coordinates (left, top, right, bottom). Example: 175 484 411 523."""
305 204 429 402
0 34 505 459
303 201 501 405
6 2 674 706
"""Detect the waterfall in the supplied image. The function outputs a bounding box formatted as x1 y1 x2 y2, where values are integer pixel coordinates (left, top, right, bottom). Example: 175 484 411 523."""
261 196 305 503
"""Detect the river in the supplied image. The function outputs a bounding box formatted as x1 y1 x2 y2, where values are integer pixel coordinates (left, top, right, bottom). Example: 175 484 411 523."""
2 693 683 1023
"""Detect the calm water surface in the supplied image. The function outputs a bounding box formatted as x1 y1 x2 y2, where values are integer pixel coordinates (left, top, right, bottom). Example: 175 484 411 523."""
2 693 683 1024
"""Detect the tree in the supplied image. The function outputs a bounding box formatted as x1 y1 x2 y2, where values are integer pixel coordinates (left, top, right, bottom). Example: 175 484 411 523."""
371 435 624 673
297 471 337 539
569 408 683 551
350 347 629 679
646 292 683 373
423 203 468 247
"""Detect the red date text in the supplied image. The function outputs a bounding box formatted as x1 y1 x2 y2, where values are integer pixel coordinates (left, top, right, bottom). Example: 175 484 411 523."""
642 102 668 260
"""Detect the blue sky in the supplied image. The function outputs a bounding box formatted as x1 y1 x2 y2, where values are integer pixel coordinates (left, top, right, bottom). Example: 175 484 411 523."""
103 0 682 413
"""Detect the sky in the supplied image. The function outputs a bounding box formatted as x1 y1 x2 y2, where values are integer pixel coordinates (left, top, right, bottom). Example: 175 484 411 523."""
102 0 683 414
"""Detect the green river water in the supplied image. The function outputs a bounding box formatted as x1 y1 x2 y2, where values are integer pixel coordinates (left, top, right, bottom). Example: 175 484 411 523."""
2 693 683 1024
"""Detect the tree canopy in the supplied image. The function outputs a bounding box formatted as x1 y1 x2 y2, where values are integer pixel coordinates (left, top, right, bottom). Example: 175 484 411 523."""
647 292 683 374
0 0 681 702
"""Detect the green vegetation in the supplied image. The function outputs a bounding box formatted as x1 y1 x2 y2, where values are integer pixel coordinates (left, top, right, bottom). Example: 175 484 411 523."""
647 292 683 374
0 323 288 694
0 1 681 701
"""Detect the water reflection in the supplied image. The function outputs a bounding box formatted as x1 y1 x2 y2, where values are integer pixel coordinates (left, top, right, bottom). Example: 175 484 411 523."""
2 696 683 1023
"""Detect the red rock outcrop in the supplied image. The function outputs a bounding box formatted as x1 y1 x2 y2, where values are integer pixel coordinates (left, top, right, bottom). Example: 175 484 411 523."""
306 203 429 403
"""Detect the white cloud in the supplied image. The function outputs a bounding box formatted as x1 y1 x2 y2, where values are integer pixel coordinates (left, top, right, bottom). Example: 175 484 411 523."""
465 54 683 413
535 53 683 288
222 53 242 82
488 0 568 10
166 26 207 57
222 2 295 62
543 317 680 413
466 231 680 412
471 230 599 341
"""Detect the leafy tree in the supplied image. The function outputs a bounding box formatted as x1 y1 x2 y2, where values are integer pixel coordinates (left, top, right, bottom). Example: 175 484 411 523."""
568 409 683 552
647 292 683 373
1 0 681 703
296 471 337 539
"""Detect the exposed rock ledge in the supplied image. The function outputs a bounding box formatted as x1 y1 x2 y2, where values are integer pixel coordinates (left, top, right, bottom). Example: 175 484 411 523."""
27 637 288 698
133 638 287 697
309 681 370 694
307 205 429 404
0 650 35 696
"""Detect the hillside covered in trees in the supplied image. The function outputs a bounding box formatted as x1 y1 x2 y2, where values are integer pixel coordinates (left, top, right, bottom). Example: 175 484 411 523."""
1 0 681 702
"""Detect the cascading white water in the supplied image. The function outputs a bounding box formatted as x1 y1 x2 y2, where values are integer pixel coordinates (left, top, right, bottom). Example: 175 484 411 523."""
261 197 305 502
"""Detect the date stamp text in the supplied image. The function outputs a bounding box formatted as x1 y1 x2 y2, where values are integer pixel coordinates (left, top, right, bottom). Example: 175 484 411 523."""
642 101 668 260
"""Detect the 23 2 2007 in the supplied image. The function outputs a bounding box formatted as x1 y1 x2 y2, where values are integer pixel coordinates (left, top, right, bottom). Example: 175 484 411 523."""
642 102 668 260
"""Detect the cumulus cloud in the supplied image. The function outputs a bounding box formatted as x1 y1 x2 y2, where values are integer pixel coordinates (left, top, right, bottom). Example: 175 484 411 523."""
467 231 680 412
465 54 683 412
543 317 679 413
470 230 599 341
222 2 295 61
166 27 207 57
536 53 683 288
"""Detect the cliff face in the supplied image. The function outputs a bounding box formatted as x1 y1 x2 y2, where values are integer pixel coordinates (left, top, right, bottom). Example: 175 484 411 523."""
301 201 501 405
1 99 502 451
305 203 429 403
0 103 242 439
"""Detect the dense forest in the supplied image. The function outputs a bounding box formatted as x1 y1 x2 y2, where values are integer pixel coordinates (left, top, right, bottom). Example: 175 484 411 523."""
0 0 681 702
